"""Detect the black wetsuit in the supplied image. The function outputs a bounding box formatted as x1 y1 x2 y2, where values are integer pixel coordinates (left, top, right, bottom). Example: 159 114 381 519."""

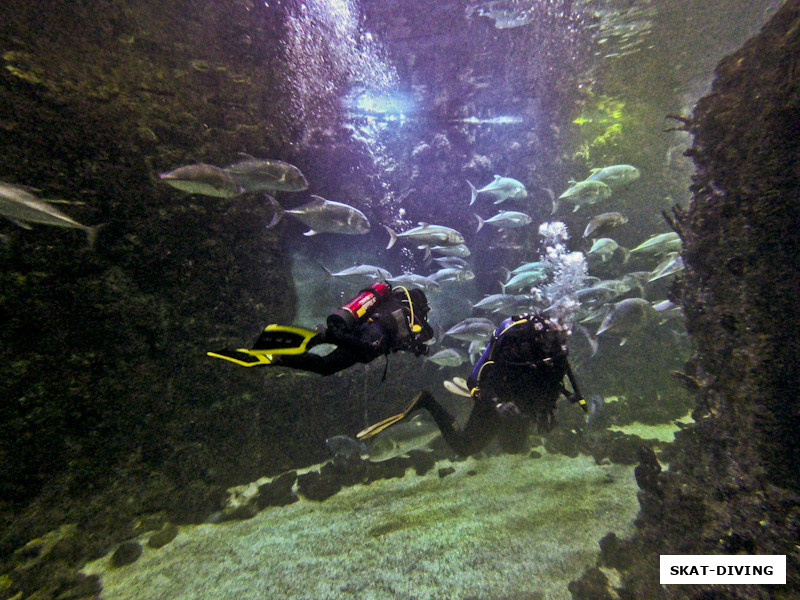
271 289 433 376
416 314 579 456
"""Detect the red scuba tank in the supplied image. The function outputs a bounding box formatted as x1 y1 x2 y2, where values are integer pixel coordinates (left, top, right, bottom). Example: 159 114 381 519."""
327 282 392 331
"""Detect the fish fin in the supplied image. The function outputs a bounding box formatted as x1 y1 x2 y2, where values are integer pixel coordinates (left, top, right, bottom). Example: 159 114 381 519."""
568 179 577 185
383 225 398 249
308 195 327 205
619 338 628 346
303 229 319 236
589 168 601 174
474 213 485 233
422 245 432 262
493 197 505 204
265 195 285 228
467 180 478 206
8 218 33 230
319 263 334 278
418 222 429 227
621 247 631 264
551 197 559 215
572 204 580 212
493 175 501 180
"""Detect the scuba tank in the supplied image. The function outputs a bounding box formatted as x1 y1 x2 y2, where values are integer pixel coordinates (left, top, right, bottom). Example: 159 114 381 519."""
327 282 392 331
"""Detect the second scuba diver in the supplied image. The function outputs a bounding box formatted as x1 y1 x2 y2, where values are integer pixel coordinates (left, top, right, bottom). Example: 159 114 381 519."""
208 282 434 376
358 313 587 456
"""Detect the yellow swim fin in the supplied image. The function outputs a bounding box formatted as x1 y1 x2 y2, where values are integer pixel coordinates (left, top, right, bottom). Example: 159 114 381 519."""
207 349 274 367
251 324 322 355
357 391 430 440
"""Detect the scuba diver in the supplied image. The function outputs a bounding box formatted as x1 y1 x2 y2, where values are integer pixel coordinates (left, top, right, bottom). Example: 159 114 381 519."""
358 313 587 456
208 282 434 376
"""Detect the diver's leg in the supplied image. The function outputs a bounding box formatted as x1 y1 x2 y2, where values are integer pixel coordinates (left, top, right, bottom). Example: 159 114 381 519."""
272 348 357 376
417 392 499 456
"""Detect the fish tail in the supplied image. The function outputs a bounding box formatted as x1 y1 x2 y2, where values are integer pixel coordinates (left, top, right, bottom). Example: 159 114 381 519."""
467 181 478 206
319 263 334 279
384 225 398 250
265 195 285 229
474 213 485 233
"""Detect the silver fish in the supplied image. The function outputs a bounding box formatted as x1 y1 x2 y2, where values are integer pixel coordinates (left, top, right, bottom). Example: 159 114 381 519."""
387 273 442 291
467 175 528 206
325 435 367 459
585 164 640 189
510 261 548 275
475 210 532 232
444 317 496 342
159 163 243 198
553 180 612 214
0 182 100 246
224 154 308 192
583 212 629 239
630 232 682 255
431 267 475 284
366 414 441 462
429 243 471 258
427 348 467 368
588 237 624 263
267 195 369 236
472 293 532 313
649 253 685 282
322 264 392 280
432 256 470 270
384 222 465 250
596 297 655 345
501 269 548 292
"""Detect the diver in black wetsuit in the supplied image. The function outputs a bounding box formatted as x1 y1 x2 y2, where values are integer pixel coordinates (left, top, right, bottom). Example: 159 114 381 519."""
359 313 586 455
208 282 434 376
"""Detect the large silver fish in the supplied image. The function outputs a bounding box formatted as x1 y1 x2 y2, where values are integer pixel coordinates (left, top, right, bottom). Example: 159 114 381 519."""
585 164 640 189
322 264 392 280
427 348 467 368
444 317 495 342
553 180 612 213
387 273 442 291
596 297 655 345
224 154 308 192
630 232 682 256
474 210 532 232
267 195 369 236
583 212 629 239
366 414 441 462
384 222 464 250
159 163 243 198
0 182 100 246
467 175 528 206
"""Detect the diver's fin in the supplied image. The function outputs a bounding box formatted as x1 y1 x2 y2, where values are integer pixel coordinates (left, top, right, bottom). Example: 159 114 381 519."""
207 349 274 367
357 391 429 440
252 324 321 355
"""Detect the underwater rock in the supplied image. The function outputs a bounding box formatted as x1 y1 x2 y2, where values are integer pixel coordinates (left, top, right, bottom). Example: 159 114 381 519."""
296 469 343 502
111 541 142 568
256 471 299 509
598 532 634 571
633 446 663 498
567 566 615 600
147 524 179 549
438 466 455 478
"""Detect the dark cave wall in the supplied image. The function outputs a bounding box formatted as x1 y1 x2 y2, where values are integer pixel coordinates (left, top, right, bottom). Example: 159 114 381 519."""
0 0 325 556
572 2 800 599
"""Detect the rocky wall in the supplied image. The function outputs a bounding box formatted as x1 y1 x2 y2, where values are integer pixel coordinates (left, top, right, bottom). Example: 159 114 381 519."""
0 0 351 580
571 2 800 598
